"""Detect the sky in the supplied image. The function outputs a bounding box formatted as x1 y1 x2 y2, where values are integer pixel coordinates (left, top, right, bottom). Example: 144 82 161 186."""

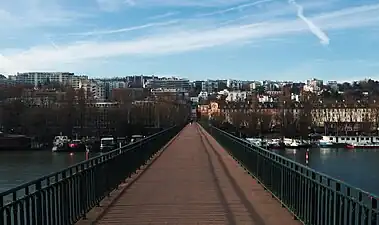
0 0 379 81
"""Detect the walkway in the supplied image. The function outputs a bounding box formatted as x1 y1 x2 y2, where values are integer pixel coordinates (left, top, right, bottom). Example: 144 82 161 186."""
94 123 301 225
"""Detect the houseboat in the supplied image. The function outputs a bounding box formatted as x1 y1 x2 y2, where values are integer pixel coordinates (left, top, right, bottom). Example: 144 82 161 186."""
0 132 31 150
318 136 379 149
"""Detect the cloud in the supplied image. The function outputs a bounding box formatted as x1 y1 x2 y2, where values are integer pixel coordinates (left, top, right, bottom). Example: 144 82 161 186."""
149 12 180 20
96 0 127 11
198 0 273 17
1 3 379 74
288 0 330 45
121 0 250 8
70 20 179 36
0 0 89 29
125 0 136 6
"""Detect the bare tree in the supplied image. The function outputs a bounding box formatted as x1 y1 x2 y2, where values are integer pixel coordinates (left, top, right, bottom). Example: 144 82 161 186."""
258 112 272 136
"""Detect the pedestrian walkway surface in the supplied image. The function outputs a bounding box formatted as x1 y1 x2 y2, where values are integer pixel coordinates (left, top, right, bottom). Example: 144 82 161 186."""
96 123 301 225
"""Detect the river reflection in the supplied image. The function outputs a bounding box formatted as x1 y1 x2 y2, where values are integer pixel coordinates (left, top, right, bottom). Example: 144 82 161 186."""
0 151 99 192
277 148 379 196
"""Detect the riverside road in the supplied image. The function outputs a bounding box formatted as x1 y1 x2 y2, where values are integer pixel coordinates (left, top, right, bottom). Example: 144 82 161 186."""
0 148 378 196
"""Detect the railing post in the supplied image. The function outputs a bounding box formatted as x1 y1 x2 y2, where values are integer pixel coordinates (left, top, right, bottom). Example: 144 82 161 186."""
80 164 87 220
0 195 3 225
36 180 42 225
370 197 377 225
280 158 284 206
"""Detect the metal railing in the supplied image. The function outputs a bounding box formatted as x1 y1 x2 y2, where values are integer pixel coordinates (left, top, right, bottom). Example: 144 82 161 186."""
0 125 182 225
202 123 378 225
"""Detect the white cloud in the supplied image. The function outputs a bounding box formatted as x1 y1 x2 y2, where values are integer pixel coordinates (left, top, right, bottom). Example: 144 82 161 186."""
1 3 379 74
149 12 180 20
198 0 273 17
124 0 250 8
0 0 88 29
96 0 127 11
70 20 179 36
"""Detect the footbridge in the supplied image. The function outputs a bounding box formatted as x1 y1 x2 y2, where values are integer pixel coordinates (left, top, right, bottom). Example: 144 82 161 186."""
1 123 378 225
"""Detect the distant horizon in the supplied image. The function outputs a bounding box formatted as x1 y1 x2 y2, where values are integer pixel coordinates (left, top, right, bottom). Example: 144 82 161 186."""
3 72 379 84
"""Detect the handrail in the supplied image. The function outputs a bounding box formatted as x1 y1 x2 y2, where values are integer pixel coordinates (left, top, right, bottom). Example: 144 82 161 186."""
203 123 378 225
0 125 182 225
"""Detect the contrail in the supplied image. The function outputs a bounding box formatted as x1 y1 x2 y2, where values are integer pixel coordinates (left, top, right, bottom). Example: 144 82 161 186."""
200 0 273 17
45 34 60 50
288 0 330 45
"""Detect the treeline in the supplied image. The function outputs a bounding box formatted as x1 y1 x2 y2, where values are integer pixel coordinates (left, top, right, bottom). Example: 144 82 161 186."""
210 111 312 138
0 85 190 141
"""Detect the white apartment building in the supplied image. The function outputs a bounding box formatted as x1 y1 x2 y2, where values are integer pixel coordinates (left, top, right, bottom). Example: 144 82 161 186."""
258 95 274 103
201 80 218 93
226 91 247 102
144 77 190 91
311 107 374 127
16 72 74 87
109 81 128 89
198 91 208 100
227 79 243 90
72 75 89 89
80 79 106 101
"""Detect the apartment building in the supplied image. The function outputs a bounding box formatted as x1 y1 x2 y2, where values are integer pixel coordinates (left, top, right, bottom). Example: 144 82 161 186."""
201 80 219 93
144 77 191 91
16 72 74 87
311 105 375 127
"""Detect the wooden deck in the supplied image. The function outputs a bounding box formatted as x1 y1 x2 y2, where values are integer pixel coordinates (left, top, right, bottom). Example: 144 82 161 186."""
94 123 301 225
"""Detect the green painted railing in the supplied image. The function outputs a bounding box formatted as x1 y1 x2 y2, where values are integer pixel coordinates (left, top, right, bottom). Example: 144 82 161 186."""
0 125 182 225
202 123 378 225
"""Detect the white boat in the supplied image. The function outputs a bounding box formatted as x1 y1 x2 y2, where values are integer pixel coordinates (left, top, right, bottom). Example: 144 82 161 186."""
246 138 267 148
100 137 117 152
349 142 379 149
283 138 312 149
52 136 69 152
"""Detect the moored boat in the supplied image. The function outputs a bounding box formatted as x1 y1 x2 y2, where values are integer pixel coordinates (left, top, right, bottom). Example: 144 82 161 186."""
318 135 379 149
0 132 31 150
52 135 69 152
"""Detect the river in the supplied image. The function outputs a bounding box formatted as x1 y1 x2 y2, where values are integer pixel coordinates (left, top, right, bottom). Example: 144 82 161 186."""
0 150 98 193
275 148 379 195
0 148 378 196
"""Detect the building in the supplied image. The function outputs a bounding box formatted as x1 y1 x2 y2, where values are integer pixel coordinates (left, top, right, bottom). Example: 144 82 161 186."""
144 77 191 91
71 75 89 89
225 91 248 102
151 88 189 102
0 75 16 86
201 80 219 93
311 104 375 127
79 79 105 101
16 72 74 87
226 79 243 90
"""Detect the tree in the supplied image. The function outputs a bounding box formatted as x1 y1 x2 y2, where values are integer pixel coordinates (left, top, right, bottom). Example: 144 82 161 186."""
77 88 86 135
258 112 272 135
283 111 296 137
59 87 76 135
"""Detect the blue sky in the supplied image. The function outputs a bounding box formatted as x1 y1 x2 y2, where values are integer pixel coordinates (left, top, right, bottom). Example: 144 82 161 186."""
0 0 379 81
